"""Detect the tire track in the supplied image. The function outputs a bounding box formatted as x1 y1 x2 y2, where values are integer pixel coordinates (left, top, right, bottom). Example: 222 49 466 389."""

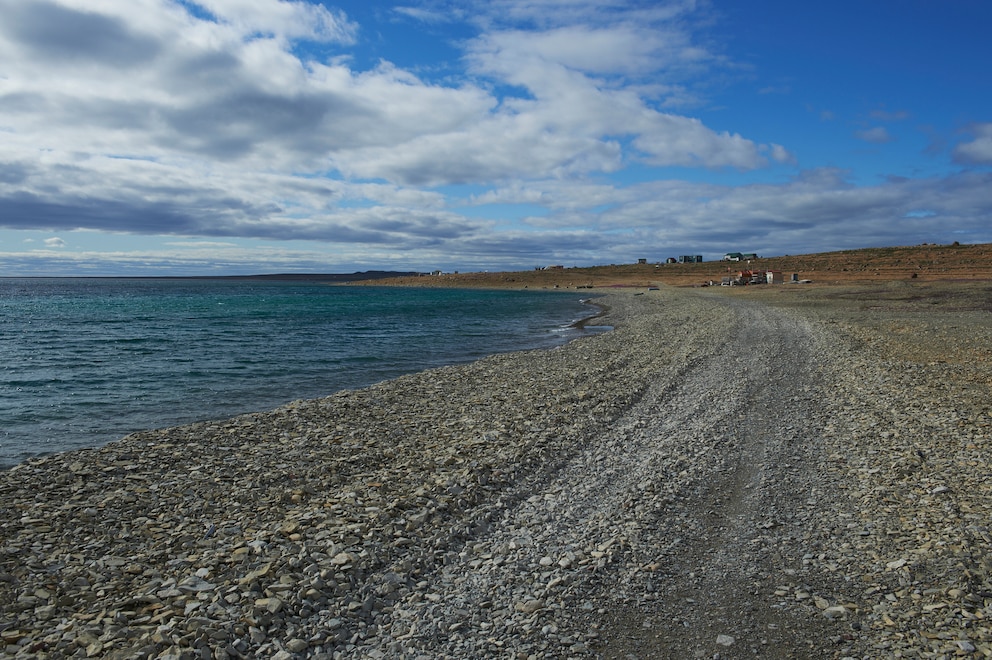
591 297 843 658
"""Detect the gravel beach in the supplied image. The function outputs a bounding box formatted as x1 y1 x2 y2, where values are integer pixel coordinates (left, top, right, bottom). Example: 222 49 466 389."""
2 282 990 659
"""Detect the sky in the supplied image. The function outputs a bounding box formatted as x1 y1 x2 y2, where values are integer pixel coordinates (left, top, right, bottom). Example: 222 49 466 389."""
0 0 990 276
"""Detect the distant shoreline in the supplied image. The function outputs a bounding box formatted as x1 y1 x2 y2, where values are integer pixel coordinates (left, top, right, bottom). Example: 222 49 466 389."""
0 271 419 283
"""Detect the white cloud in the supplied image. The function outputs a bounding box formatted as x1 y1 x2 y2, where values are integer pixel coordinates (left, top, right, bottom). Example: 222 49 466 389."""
478 0 701 31
469 24 710 77
631 115 765 169
768 144 795 164
854 127 893 144
0 1 488 170
0 0 774 210
463 20 774 172
43 236 67 248
953 123 992 165
164 240 240 248
186 0 357 43
392 6 454 24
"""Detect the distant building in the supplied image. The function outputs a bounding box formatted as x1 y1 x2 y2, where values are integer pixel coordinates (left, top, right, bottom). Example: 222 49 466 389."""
765 270 784 284
637 258 648 264
678 255 703 263
723 252 758 261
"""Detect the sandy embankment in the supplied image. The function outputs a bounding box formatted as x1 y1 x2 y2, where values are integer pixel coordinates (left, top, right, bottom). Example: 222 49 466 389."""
1 282 990 659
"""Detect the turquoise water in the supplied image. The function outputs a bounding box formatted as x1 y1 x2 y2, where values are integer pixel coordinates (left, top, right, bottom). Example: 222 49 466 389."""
0 279 601 467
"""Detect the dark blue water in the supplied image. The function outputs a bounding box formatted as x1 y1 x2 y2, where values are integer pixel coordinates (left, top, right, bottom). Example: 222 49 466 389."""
0 278 602 467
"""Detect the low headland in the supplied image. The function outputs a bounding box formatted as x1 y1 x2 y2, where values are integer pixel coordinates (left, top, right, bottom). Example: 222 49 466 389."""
361 242 992 289
1 244 990 658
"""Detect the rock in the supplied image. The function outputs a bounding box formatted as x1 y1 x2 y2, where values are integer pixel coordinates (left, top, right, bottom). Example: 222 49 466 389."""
286 638 309 652
514 600 545 614
178 576 216 593
332 552 355 566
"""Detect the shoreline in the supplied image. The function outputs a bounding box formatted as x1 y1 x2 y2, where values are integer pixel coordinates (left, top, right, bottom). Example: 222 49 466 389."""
2 283 990 658
569 297 611 329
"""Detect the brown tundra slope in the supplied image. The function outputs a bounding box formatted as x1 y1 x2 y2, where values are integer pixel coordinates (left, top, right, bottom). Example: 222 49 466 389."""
361 242 992 289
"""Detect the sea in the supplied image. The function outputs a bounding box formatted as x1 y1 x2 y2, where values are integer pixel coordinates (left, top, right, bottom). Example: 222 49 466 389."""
0 278 605 469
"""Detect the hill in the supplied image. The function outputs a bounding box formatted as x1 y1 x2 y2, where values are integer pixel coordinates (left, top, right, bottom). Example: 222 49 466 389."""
359 243 992 288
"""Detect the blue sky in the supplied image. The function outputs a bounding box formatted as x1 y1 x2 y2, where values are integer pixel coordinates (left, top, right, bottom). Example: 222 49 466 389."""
0 0 990 275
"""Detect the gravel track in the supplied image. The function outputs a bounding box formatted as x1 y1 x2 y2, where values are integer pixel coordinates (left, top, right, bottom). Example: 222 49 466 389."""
592 297 836 658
